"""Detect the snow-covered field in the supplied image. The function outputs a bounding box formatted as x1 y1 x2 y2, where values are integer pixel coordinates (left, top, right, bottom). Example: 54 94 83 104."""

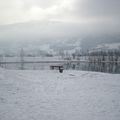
0 68 120 120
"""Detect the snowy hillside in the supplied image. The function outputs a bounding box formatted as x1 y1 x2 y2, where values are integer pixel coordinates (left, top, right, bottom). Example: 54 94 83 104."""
0 69 120 120
90 43 120 52
0 39 81 56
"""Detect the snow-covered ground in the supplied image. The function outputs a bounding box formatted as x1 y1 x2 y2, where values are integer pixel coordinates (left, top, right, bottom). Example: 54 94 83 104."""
0 69 120 120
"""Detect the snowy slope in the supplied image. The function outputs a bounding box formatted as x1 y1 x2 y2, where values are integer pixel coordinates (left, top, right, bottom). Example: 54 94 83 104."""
90 42 120 52
0 69 120 120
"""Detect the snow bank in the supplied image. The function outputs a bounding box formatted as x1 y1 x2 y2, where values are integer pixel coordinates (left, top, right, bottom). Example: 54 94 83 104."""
0 69 120 120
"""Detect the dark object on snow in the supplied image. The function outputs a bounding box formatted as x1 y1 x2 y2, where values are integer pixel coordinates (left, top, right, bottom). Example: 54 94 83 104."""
50 65 64 73
59 67 64 73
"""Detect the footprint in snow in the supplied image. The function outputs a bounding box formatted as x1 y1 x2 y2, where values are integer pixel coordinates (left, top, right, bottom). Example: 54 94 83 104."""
69 74 75 76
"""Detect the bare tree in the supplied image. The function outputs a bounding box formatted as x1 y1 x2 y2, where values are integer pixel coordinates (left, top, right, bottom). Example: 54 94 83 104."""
20 48 25 70
0 55 3 67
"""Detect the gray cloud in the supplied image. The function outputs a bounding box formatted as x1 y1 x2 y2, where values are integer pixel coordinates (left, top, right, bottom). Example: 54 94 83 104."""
74 0 120 17
0 0 120 25
0 0 120 41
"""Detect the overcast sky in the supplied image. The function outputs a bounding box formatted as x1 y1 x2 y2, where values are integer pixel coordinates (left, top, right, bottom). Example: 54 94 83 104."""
0 0 120 25
0 0 120 45
0 0 120 51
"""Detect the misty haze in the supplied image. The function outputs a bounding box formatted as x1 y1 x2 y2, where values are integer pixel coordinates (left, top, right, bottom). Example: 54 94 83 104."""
0 0 120 120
